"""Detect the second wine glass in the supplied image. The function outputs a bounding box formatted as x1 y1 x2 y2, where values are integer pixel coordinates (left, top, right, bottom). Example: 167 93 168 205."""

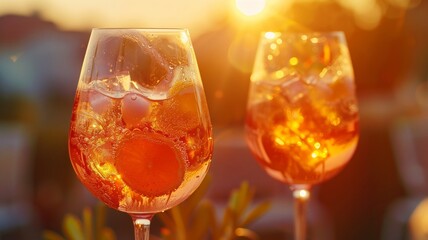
245 31 359 240
68 28 213 240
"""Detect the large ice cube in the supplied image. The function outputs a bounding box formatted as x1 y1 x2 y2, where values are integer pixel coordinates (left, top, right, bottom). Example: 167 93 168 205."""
149 35 190 67
91 33 176 99
137 66 194 100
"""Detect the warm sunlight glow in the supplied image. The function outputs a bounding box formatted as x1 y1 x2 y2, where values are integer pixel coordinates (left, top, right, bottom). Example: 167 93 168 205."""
235 0 266 16
0 0 229 36
264 32 277 40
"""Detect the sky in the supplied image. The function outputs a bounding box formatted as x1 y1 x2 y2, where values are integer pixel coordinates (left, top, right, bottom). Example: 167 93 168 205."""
0 0 232 36
0 0 421 34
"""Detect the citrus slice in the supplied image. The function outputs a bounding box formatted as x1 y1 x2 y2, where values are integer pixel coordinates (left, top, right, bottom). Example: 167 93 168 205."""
115 133 185 197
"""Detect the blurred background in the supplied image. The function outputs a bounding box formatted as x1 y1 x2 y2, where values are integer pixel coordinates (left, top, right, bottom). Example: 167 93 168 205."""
1 0 428 239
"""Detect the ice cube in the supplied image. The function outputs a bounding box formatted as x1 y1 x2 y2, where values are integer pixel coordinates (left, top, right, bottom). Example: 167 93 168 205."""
121 93 151 127
318 51 353 85
81 88 113 115
120 35 172 90
149 34 190 67
129 66 194 101
279 74 308 103
93 74 131 99
92 33 175 99
118 34 196 101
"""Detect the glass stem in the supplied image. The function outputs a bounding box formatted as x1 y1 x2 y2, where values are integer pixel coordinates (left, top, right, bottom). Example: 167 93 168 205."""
292 185 311 240
131 214 153 240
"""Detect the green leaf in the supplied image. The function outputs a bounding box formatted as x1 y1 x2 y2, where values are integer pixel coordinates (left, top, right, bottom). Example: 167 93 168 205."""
219 207 235 240
99 228 116 240
180 175 211 220
82 207 93 240
171 207 186 240
187 202 210 240
42 230 66 240
227 191 239 212
63 214 84 240
204 201 218 235
95 203 107 239
241 201 271 227
155 180 271 240
235 182 254 218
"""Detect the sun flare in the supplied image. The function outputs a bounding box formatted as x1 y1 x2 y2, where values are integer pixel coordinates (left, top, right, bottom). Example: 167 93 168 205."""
235 0 266 16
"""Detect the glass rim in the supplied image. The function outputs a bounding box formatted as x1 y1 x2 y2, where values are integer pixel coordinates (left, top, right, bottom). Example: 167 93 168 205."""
260 31 346 38
91 27 189 32
260 30 344 34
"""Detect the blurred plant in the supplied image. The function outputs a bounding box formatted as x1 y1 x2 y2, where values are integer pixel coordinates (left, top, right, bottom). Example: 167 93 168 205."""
157 177 271 240
42 178 270 240
42 203 116 240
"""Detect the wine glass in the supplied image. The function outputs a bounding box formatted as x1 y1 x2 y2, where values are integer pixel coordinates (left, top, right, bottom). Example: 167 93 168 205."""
244 31 359 240
68 28 213 239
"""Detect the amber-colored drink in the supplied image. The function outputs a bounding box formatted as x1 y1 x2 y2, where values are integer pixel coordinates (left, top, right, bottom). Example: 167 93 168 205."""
245 80 359 185
245 32 359 186
68 29 212 217
246 31 359 240
69 78 212 213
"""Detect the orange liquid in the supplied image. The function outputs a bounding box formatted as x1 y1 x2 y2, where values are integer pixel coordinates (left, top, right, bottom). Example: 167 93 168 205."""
68 82 212 213
245 79 359 185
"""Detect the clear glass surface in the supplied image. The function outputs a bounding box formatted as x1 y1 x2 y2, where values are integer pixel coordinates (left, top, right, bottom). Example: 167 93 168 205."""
68 28 213 239
245 31 359 240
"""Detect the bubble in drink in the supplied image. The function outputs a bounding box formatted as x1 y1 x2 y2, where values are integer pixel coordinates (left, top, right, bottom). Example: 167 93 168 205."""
155 84 202 137
73 109 105 138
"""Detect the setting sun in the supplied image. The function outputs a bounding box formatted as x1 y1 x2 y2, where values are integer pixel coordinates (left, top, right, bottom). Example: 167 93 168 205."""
235 0 266 16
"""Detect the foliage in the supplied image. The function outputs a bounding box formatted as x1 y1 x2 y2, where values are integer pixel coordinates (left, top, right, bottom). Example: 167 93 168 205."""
42 203 116 240
42 178 271 240
157 177 271 240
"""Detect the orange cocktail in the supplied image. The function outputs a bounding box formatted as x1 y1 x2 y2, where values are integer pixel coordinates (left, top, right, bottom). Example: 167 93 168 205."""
68 29 212 220
245 75 359 185
244 31 359 240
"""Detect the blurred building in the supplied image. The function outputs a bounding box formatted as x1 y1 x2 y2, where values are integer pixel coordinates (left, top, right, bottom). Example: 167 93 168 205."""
0 13 89 238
